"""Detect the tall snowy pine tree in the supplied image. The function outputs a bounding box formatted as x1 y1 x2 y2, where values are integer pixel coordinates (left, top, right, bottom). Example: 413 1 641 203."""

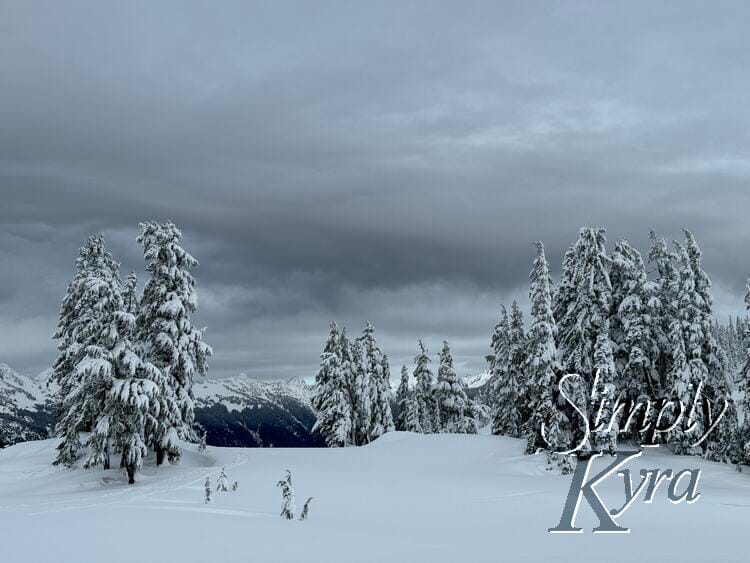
136 221 212 465
311 322 353 447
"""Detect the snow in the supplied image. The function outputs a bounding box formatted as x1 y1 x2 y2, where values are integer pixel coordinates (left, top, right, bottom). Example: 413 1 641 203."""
1 433 750 562
194 374 313 412
0 364 48 413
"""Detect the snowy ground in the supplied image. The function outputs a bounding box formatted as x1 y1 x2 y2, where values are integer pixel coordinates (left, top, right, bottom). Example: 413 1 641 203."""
1 433 750 562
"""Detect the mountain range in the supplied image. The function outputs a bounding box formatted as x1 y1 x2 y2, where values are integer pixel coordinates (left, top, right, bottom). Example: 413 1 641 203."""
0 364 490 449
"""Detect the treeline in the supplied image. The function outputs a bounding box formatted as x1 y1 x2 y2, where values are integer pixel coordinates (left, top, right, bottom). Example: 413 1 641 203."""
487 227 747 469
311 324 486 447
51 222 211 483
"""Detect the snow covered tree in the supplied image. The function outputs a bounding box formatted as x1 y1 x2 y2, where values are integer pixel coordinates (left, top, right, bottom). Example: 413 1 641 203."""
311 322 353 447
523 241 569 455
591 319 617 455
217 468 229 492
486 306 510 404
610 240 659 401
413 340 437 433
337 329 370 446
204 477 211 504
555 227 612 389
277 470 295 520
647 230 680 395
669 242 706 455
299 497 313 520
136 221 212 465
434 341 471 433
122 271 139 317
358 323 394 441
78 304 163 484
198 430 207 453
52 235 123 466
402 397 423 433
492 302 524 437
394 365 411 431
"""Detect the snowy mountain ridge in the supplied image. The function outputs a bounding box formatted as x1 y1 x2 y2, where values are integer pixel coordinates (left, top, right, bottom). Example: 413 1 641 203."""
194 373 313 412
0 366 322 449
0 364 55 447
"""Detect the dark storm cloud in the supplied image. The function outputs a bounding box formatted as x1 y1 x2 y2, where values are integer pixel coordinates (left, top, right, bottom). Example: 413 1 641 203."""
1 1 750 379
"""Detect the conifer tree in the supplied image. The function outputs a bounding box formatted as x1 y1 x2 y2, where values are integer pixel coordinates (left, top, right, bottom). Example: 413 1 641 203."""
359 323 394 441
492 302 524 437
204 477 212 504
277 470 295 520
591 319 617 454
122 271 139 316
523 241 569 455
217 468 229 492
339 328 362 446
434 341 471 433
403 397 423 433
647 230 679 394
610 240 658 400
349 336 372 446
486 306 510 393
299 497 313 520
394 365 411 431
53 235 123 467
311 322 353 447
413 340 437 433
555 227 612 389
136 221 212 465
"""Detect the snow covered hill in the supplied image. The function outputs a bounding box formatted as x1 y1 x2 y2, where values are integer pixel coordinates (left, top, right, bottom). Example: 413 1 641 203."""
0 364 55 447
1 433 749 562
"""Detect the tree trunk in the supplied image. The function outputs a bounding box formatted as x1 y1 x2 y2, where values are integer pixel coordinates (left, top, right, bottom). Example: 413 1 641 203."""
156 446 165 466
126 463 136 485
103 439 111 470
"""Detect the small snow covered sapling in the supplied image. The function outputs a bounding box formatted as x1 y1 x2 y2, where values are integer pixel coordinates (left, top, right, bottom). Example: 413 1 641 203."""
232 481 239 491
276 469 296 520
299 497 313 520
216 467 229 492
198 430 207 453
204 477 212 504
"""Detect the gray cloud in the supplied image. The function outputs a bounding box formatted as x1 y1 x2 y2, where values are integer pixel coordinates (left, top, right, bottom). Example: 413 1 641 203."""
1 1 749 378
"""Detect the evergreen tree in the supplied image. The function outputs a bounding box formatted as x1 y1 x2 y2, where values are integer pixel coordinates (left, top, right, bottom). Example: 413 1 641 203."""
555 227 612 389
492 302 524 437
277 470 295 520
358 323 394 441
610 240 659 401
339 328 362 446
122 271 139 316
204 477 211 504
198 430 207 453
523 241 569 455
403 397 423 433
394 365 411 431
434 341 471 433
53 235 123 467
647 230 679 395
299 497 313 520
486 305 509 394
311 322 353 447
669 242 706 455
136 221 212 465
413 340 437 433
217 468 229 492
591 319 617 454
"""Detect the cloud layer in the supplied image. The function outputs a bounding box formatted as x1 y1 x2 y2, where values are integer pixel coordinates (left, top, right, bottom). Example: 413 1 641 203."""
1 2 749 378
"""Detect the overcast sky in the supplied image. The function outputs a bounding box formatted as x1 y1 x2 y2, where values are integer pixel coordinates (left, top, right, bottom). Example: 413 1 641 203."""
2 1 750 380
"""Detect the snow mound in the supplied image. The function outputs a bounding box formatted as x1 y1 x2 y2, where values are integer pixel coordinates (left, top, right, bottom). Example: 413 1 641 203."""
2 434 750 562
